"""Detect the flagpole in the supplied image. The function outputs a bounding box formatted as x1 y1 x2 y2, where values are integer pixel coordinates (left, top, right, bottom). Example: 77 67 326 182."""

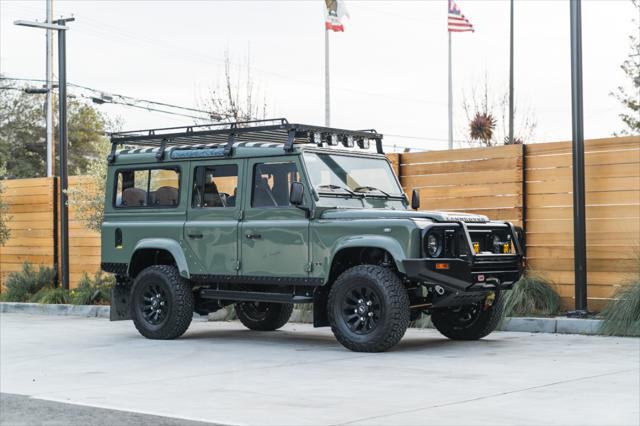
508 0 514 144
448 31 453 150
325 27 330 127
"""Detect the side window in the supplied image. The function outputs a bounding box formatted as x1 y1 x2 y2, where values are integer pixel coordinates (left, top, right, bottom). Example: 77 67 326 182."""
192 164 239 208
115 168 180 208
251 162 300 208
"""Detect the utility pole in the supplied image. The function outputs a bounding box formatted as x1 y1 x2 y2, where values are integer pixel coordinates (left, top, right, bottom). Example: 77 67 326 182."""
569 0 588 316
324 28 330 127
447 32 453 150
46 0 54 177
508 0 514 145
15 16 74 290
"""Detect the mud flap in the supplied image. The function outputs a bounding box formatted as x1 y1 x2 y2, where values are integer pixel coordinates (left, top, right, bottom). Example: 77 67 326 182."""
110 283 132 321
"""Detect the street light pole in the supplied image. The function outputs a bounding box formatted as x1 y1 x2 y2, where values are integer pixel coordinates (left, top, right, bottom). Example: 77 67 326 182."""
57 18 70 290
15 17 74 290
569 0 588 316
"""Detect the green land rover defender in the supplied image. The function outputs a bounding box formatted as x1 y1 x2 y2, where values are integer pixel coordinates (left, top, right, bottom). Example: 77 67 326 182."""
101 118 523 352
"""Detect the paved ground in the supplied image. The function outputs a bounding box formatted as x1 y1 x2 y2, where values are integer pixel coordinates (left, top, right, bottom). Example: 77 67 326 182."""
1 393 215 426
1 314 638 426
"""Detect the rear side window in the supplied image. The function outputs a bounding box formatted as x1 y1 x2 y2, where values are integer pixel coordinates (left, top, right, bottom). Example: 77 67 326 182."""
115 168 180 208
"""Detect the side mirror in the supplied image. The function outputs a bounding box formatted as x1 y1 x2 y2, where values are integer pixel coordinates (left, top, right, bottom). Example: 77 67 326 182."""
411 189 421 210
289 181 305 206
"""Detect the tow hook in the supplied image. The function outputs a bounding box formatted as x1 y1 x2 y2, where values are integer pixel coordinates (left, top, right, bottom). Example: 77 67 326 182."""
484 291 496 310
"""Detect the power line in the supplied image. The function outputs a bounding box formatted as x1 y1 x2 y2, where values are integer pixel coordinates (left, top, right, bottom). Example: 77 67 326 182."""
2 76 449 151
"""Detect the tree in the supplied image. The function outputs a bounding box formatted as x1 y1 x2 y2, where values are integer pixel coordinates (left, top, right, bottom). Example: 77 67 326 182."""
462 76 536 147
612 0 640 136
199 51 268 123
0 80 112 179
0 165 10 246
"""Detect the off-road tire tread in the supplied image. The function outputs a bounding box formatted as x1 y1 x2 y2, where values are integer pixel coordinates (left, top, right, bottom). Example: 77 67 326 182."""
132 265 194 340
431 294 505 340
235 303 294 331
328 265 410 352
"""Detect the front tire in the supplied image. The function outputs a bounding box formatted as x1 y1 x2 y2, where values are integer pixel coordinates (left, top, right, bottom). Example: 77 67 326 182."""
431 292 504 340
328 265 410 352
131 265 194 340
235 302 293 331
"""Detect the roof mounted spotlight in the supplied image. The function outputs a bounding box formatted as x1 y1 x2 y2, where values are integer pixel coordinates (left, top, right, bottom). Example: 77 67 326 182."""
357 138 370 150
328 134 339 146
341 135 354 148
311 132 323 147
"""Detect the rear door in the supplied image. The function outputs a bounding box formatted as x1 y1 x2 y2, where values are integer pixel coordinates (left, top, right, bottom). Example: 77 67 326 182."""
184 160 244 277
240 157 310 279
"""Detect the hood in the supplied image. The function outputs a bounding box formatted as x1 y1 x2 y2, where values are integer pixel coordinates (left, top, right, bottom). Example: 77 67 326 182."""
319 209 490 223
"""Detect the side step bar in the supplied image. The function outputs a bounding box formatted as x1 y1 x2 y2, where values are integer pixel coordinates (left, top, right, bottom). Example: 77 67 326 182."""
199 289 313 304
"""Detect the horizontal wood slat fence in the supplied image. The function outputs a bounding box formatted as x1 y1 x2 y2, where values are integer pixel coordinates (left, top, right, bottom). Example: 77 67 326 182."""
1 136 638 311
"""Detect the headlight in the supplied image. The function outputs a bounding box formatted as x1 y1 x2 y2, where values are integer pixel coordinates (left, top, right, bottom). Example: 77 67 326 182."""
426 233 442 257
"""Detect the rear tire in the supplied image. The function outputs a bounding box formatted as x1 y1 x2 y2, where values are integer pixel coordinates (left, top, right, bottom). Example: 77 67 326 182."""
235 302 293 331
328 265 410 352
131 265 194 340
431 292 504 340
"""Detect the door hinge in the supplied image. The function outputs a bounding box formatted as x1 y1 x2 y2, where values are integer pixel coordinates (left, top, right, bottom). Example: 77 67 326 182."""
235 260 241 271
305 262 313 273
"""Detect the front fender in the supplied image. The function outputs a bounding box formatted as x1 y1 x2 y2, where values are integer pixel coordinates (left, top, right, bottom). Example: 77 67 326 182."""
129 238 190 279
331 235 408 274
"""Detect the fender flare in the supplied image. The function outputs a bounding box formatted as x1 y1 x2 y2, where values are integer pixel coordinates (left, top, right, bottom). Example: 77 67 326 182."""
128 238 190 279
330 235 408 275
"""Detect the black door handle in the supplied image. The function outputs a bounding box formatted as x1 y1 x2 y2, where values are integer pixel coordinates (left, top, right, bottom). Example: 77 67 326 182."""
188 233 203 239
245 233 262 240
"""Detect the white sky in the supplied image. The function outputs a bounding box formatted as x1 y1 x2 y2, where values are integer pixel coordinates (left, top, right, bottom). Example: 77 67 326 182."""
1 0 637 151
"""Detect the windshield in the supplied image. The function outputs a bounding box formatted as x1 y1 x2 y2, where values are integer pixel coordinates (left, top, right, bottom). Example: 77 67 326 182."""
302 152 403 196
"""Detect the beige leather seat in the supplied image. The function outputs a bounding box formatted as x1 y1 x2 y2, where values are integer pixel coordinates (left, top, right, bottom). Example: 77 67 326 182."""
122 187 146 206
154 186 179 206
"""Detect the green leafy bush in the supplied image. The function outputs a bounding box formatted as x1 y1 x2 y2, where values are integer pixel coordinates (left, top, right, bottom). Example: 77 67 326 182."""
31 287 71 304
599 279 640 337
0 262 56 302
70 272 115 305
503 271 561 317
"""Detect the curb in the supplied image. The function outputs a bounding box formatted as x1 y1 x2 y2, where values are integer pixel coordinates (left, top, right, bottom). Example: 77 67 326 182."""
1 302 605 336
0 302 110 319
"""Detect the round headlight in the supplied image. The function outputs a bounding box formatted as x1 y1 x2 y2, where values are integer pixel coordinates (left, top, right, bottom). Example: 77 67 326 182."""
427 234 442 257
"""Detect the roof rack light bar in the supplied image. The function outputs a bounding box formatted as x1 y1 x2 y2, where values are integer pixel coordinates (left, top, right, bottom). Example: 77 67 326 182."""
107 118 384 163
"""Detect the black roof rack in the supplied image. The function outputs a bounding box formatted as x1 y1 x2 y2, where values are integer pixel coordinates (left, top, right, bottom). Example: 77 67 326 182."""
108 118 384 163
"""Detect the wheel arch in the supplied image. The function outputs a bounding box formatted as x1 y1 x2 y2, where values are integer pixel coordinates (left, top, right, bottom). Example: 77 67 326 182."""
128 238 190 279
313 237 408 328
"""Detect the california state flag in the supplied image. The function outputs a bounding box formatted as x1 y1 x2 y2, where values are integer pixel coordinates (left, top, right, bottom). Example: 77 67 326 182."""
325 0 349 32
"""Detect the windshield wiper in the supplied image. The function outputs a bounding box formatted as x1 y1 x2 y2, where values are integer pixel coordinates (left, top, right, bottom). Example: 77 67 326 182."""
316 184 361 197
354 186 391 197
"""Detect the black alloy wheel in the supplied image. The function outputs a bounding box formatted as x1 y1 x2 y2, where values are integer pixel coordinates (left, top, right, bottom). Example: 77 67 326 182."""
341 285 383 335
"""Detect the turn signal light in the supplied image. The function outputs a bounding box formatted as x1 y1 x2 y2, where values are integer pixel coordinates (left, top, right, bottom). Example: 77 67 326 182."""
503 242 511 254
435 263 449 270
473 242 480 254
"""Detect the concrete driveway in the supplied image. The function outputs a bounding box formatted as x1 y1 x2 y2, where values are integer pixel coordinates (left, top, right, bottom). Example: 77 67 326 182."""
1 313 638 426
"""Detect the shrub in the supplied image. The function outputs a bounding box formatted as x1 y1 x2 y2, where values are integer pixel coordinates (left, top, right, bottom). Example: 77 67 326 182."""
0 262 56 302
31 287 71 304
70 271 115 305
503 271 561 317
599 279 640 337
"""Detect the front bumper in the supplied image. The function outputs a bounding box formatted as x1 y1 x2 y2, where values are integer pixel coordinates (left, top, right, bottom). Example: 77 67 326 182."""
403 220 524 293
403 254 523 292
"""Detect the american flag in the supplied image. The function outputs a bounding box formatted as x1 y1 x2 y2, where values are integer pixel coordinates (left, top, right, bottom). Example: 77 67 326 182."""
448 0 475 33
